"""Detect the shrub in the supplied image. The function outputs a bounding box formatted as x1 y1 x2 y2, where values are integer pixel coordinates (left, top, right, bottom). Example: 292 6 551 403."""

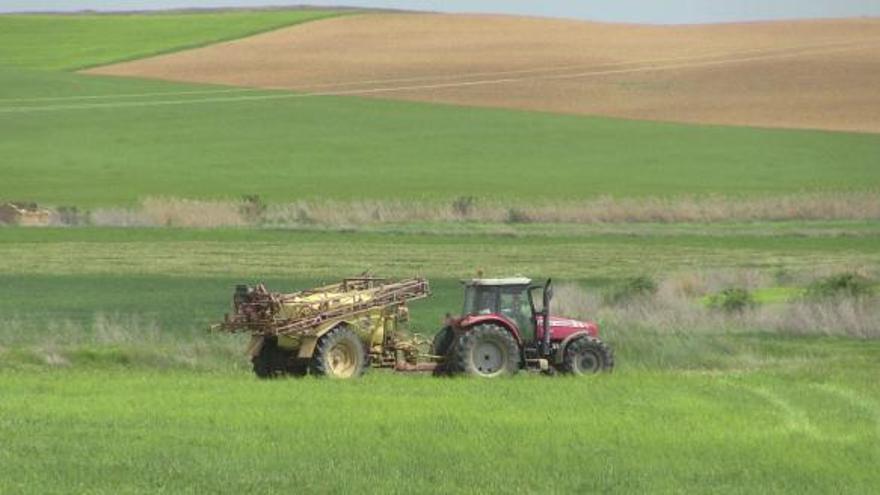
451 196 476 218
805 273 874 300
772 266 795 285
506 208 531 224
605 275 658 305
708 288 755 313
240 194 267 224
294 205 315 224
56 206 88 226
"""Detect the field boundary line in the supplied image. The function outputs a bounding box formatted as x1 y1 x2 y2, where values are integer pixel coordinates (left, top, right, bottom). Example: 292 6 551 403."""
0 87 266 103
1 40 877 114
67 10 350 72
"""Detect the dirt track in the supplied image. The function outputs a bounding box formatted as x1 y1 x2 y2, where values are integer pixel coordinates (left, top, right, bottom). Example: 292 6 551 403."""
86 13 880 133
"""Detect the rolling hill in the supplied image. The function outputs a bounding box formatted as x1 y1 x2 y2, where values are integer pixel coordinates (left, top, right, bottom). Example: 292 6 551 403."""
87 13 880 133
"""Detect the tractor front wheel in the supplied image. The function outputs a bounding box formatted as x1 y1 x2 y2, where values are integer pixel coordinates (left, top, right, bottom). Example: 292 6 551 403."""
453 324 521 378
559 337 614 375
311 326 368 379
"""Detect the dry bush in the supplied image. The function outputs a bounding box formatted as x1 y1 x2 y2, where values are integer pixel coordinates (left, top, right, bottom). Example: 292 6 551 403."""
519 192 880 223
93 197 247 228
90 208 152 227
659 270 771 299
266 199 451 225
755 299 880 339
264 199 510 225
552 275 880 339
140 197 246 227
84 191 878 227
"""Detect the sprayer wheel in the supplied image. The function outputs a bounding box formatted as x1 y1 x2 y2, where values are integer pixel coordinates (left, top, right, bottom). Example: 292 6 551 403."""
252 337 294 379
311 325 367 379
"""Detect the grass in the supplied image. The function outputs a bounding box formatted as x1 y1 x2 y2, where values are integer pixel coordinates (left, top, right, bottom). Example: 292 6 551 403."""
0 364 878 493
2 75 878 206
0 10 346 71
0 227 877 280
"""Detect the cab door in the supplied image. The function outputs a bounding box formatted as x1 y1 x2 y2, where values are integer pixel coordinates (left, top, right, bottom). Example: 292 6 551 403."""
527 286 546 343
499 286 534 342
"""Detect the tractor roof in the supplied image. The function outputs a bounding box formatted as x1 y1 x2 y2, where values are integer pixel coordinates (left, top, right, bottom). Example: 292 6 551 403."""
462 277 532 287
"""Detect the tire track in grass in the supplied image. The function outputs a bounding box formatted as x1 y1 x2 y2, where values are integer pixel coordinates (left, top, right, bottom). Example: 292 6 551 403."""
811 383 880 438
730 381 880 443
1 41 878 114
744 385 824 440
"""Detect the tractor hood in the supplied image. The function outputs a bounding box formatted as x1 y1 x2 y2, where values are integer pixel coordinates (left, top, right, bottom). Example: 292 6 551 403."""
536 315 599 341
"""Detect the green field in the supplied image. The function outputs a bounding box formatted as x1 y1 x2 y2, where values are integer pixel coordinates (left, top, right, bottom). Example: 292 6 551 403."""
1 225 879 280
1 9 879 494
0 10 345 71
1 13 879 206
2 363 879 494
3 71 878 206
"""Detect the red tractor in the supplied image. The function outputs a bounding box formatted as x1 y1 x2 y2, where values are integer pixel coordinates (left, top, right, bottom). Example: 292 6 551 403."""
433 277 613 376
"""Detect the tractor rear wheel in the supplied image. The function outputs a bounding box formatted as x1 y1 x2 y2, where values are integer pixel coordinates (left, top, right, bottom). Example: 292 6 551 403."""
311 325 368 379
559 337 614 375
252 337 295 379
453 324 521 378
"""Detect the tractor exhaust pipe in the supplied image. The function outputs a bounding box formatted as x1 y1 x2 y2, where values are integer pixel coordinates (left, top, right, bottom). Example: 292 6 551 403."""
542 279 553 357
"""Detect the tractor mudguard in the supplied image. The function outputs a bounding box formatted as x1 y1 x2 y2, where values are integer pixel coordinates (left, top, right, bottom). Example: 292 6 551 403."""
553 331 592 364
297 336 318 359
295 319 359 359
458 314 523 345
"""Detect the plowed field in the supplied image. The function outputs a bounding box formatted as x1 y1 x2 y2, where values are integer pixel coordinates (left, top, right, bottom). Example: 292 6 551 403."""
87 13 880 133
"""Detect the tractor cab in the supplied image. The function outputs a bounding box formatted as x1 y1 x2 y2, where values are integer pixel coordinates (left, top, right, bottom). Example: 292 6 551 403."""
462 277 537 340
459 277 562 351
434 276 613 376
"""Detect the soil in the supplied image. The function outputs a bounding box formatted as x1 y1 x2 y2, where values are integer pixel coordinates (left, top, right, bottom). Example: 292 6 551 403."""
85 13 880 133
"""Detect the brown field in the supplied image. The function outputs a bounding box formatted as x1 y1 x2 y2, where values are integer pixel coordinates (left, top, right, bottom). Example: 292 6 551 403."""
87 13 880 132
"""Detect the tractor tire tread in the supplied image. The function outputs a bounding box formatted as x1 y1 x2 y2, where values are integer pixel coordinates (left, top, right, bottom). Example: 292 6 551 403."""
311 325 368 379
559 336 614 374
452 324 521 377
